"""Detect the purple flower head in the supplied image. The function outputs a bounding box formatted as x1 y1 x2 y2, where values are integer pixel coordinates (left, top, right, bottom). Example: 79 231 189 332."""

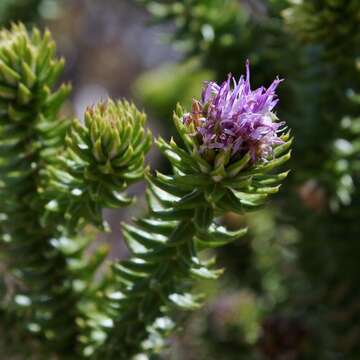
183 61 285 164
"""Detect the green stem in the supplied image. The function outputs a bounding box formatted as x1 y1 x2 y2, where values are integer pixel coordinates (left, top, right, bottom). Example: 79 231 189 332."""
96 206 214 359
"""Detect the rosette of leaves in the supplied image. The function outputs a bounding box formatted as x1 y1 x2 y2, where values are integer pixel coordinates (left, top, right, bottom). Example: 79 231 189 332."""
85 66 292 359
41 100 152 231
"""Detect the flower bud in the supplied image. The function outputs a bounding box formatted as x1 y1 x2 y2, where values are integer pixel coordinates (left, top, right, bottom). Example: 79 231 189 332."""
43 100 152 229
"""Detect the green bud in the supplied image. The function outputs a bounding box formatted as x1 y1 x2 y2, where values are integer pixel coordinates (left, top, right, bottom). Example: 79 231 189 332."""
80 100 152 177
42 99 153 230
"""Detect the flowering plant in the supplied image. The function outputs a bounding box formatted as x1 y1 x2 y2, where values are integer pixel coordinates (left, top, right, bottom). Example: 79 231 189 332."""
0 24 291 360
82 64 292 359
184 62 284 164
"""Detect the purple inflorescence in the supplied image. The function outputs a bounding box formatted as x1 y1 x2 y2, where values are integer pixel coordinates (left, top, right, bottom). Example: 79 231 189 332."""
183 61 285 163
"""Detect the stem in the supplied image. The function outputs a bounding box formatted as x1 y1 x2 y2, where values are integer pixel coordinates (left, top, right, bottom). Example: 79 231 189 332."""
97 207 214 359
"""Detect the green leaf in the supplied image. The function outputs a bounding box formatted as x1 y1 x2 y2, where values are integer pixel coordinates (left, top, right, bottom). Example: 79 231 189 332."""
21 61 36 88
168 292 201 310
258 150 292 172
176 189 204 209
226 152 251 177
135 218 178 237
174 174 211 187
168 220 194 246
0 60 21 85
0 84 16 99
196 224 247 248
17 83 32 104
148 172 187 197
194 206 213 231
190 266 224 280
274 137 293 157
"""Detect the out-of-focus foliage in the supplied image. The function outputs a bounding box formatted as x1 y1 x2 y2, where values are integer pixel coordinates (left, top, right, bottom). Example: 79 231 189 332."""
327 86 360 209
283 0 360 60
0 0 42 24
137 0 304 105
134 60 213 126
139 0 291 78
0 0 62 25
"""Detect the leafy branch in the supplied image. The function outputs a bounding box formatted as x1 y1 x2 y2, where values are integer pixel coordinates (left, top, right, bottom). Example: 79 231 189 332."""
0 24 152 358
85 103 291 359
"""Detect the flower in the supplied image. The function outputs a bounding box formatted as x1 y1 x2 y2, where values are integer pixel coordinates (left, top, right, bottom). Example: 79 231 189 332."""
183 61 285 164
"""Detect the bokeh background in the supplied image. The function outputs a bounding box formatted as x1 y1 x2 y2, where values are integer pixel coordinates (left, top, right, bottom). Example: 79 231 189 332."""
0 0 359 359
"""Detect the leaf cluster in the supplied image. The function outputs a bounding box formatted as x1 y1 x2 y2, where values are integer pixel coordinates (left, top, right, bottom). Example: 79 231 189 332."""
84 104 291 359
